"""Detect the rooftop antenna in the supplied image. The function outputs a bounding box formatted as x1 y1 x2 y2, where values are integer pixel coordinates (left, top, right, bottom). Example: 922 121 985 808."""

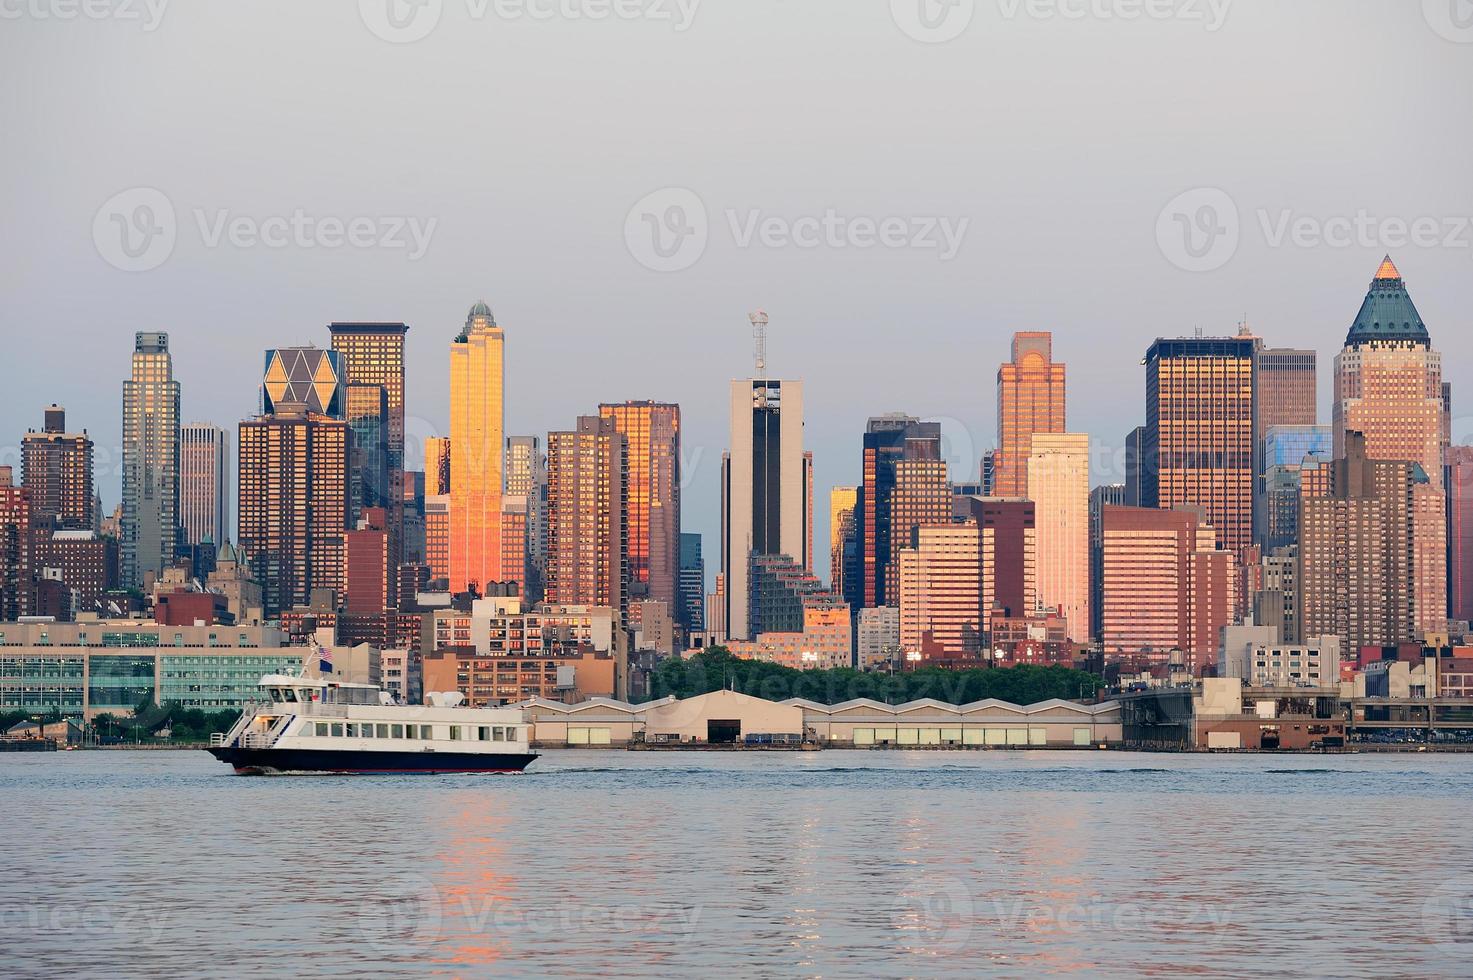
749 309 769 379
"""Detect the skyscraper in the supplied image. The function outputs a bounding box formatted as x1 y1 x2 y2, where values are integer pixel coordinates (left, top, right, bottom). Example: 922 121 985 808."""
899 523 984 658
1298 432 1423 651
994 331 1066 498
21 406 94 531
1088 484 1126 641
1333 257 1446 636
449 301 504 594
857 415 940 609
599 402 681 612
180 423 229 548
546 415 627 616
261 347 344 417
828 486 857 596
330 322 408 587
237 407 351 616
121 332 181 590
1100 505 1235 674
0 468 32 621
1142 335 1256 556
1028 433 1090 641
887 440 952 591
1447 446 1473 624
505 435 546 602
721 378 805 640
343 383 389 519
678 532 705 633
425 436 451 497
1254 345 1317 431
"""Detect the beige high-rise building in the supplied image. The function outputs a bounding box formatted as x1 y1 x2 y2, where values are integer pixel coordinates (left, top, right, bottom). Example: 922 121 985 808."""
546 416 627 618
1298 432 1425 652
994 332 1066 498
1333 256 1446 636
599 402 680 612
449 301 504 594
1028 433 1090 642
899 523 984 658
886 451 952 592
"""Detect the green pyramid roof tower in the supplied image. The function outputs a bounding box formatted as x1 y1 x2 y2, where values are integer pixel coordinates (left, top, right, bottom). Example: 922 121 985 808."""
1345 256 1429 347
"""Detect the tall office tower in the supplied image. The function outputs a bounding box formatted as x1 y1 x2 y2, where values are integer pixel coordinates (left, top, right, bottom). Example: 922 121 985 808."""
447 300 506 589
980 450 995 497
1258 425 1333 551
546 416 627 616
1254 346 1317 430
721 378 805 640
994 331 1066 498
425 437 451 497
237 407 351 616
1088 484 1126 641
401 470 426 565
677 532 705 633
599 402 680 611
804 450 815 575
857 415 940 609
1123 426 1146 507
828 486 858 596
180 424 228 549
21 406 94 531
0 468 32 621
1448 447 1473 624
1142 336 1255 556
449 302 504 594
1100 505 1236 674
343 383 389 520
886 439 952 591
499 495 529 591
330 323 408 550
1028 433 1090 641
120 332 181 590
424 495 450 585
1333 257 1447 636
899 523 984 658
1298 432 1425 652
344 507 390 615
505 435 546 602
969 497 1036 619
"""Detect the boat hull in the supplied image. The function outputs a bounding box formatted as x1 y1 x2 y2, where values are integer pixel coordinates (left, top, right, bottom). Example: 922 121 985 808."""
206 746 538 775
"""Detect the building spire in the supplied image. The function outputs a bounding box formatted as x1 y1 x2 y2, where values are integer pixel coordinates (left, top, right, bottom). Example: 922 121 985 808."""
1374 255 1401 281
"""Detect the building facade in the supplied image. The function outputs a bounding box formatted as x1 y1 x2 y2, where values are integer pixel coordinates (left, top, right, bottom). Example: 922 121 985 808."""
121 332 181 590
449 302 504 594
546 416 627 617
994 331 1066 498
180 423 228 549
599 402 680 613
1028 433 1090 642
21 405 94 531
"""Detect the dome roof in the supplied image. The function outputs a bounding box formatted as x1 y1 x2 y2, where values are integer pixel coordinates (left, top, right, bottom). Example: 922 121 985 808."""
1345 256 1429 347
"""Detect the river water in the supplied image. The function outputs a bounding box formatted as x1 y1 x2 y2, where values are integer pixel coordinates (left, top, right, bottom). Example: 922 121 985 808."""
1 749 1469 978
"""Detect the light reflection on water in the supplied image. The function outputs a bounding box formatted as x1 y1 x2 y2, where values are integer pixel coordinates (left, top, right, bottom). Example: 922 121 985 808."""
1 750 1469 978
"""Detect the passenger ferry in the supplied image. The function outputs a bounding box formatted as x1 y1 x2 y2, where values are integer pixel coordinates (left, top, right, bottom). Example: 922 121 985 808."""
207 673 538 775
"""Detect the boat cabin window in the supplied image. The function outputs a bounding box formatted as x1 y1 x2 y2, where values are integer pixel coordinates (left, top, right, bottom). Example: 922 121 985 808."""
391 724 404 738
316 723 330 736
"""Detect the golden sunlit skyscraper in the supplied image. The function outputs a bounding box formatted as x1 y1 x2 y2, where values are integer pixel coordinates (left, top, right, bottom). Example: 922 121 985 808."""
1028 432 1091 642
449 301 504 594
599 401 680 612
994 331 1066 498
424 436 451 497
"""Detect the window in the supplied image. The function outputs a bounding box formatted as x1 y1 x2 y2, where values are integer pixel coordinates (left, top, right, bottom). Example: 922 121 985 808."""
391 724 404 738
492 727 504 742
330 724 344 737
316 723 329 736
376 724 389 738
361 724 374 738
505 727 520 742
449 726 461 741
478 726 491 741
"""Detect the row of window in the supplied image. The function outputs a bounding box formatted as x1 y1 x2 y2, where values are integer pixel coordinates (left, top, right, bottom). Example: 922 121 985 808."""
306 722 522 742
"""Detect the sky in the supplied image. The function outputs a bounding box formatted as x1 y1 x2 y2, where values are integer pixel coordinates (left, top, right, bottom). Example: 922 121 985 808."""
2 0 1472 586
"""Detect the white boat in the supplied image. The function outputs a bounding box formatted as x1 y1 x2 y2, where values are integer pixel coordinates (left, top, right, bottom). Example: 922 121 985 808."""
206 674 538 775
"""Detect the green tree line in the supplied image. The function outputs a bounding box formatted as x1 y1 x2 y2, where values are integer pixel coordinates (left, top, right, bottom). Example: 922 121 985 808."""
645 648 1104 706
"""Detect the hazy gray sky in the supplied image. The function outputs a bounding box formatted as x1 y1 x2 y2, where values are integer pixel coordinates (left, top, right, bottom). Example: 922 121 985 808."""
3 1 1471 577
